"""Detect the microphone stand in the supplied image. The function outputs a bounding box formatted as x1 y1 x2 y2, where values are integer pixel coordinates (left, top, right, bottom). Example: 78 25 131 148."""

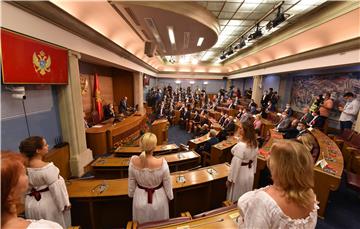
21 95 31 137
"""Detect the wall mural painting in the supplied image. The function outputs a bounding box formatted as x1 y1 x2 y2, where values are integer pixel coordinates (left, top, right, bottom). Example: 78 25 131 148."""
291 72 360 119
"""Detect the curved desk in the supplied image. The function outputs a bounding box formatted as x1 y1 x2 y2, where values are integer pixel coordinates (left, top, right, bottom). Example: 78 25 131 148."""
86 113 147 155
114 144 179 157
67 163 230 229
91 151 201 178
255 128 343 218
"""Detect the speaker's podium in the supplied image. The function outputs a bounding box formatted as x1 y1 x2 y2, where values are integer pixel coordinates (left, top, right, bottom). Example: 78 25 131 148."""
151 119 170 145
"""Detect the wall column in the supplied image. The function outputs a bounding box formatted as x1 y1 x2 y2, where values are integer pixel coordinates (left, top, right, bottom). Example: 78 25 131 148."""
133 72 144 113
278 74 294 109
57 50 93 177
226 79 232 91
251 75 262 105
355 112 360 132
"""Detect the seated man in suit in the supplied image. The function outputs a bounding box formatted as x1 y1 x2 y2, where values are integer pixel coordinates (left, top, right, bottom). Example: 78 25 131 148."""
308 110 324 129
278 119 299 139
202 129 219 152
299 107 313 124
296 121 309 138
119 96 128 114
218 116 235 141
218 112 227 126
284 103 294 117
103 103 115 120
276 112 292 131
188 110 201 133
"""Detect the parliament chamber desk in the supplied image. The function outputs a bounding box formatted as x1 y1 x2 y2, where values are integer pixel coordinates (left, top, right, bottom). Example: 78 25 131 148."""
91 151 201 179
114 144 179 157
216 107 236 117
151 119 170 145
188 131 220 150
209 110 222 121
86 112 147 156
66 163 230 229
255 129 343 218
209 136 239 165
139 208 239 229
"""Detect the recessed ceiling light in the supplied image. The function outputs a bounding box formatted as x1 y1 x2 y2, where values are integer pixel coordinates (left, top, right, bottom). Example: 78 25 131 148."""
203 81 208 85
197 37 204 47
189 81 195 84
167 26 175 45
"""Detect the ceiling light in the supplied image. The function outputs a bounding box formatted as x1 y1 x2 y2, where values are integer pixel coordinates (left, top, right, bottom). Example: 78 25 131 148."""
189 81 195 84
203 81 208 85
175 80 181 84
167 26 175 45
234 36 246 49
226 47 234 56
197 37 204 47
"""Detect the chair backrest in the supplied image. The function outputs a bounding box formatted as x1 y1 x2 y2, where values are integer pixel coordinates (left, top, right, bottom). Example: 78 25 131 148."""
341 129 354 141
350 132 360 148
193 204 237 219
137 216 191 229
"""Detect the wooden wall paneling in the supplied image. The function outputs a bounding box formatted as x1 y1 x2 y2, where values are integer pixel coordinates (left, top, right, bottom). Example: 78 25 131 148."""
112 69 134 111
44 144 71 179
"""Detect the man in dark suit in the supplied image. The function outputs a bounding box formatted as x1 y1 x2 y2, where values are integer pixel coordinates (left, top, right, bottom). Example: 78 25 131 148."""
202 129 219 152
308 110 324 129
119 96 128 114
278 119 299 139
296 121 308 138
299 107 313 124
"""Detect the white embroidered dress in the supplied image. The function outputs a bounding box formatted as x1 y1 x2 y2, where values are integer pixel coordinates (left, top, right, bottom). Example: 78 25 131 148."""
25 163 71 229
237 187 318 229
26 219 62 229
128 157 174 224
227 141 258 202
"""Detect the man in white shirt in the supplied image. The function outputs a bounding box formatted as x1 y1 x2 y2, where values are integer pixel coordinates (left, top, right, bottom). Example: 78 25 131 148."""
339 92 360 132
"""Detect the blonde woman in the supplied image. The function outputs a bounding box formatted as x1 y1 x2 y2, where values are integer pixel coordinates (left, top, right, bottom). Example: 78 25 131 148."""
128 133 173 224
298 133 318 161
237 140 318 228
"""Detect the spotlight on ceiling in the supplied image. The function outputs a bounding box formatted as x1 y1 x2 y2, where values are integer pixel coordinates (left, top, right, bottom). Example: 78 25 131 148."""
234 36 246 50
220 52 227 60
272 6 286 28
226 47 234 56
248 24 262 41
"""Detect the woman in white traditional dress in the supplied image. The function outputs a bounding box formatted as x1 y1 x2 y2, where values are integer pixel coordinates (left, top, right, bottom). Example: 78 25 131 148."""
237 140 318 228
128 133 174 224
19 136 71 229
227 120 258 202
1 152 62 229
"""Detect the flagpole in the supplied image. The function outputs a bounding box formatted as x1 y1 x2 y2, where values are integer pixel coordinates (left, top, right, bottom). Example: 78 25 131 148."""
21 96 31 137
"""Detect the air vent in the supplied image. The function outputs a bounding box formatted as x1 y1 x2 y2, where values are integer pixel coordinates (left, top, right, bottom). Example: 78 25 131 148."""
183 32 190 49
144 18 166 53
124 7 140 26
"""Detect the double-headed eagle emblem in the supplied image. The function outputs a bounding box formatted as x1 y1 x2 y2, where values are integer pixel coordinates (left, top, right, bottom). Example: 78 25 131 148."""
33 50 51 75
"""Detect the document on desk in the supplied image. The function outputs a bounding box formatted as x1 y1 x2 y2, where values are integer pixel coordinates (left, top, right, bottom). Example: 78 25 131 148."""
92 125 103 128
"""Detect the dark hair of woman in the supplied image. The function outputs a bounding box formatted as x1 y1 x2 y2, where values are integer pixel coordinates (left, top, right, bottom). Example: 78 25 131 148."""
240 120 258 148
19 136 44 158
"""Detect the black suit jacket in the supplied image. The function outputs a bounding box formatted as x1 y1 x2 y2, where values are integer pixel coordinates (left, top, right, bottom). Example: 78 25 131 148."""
119 100 127 113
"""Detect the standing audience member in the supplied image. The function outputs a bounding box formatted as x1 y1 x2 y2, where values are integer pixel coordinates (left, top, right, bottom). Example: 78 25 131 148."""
308 110 324 129
1 152 62 229
19 137 71 228
227 121 258 202
128 133 173 224
119 96 128 114
237 140 318 228
319 92 334 121
339 92 360 132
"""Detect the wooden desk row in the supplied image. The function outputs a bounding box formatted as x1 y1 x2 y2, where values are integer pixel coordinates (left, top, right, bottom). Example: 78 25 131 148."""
114 143 179 157
134 207 240 229
91 151 201 179
67 163 230 229
86 113 147 155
